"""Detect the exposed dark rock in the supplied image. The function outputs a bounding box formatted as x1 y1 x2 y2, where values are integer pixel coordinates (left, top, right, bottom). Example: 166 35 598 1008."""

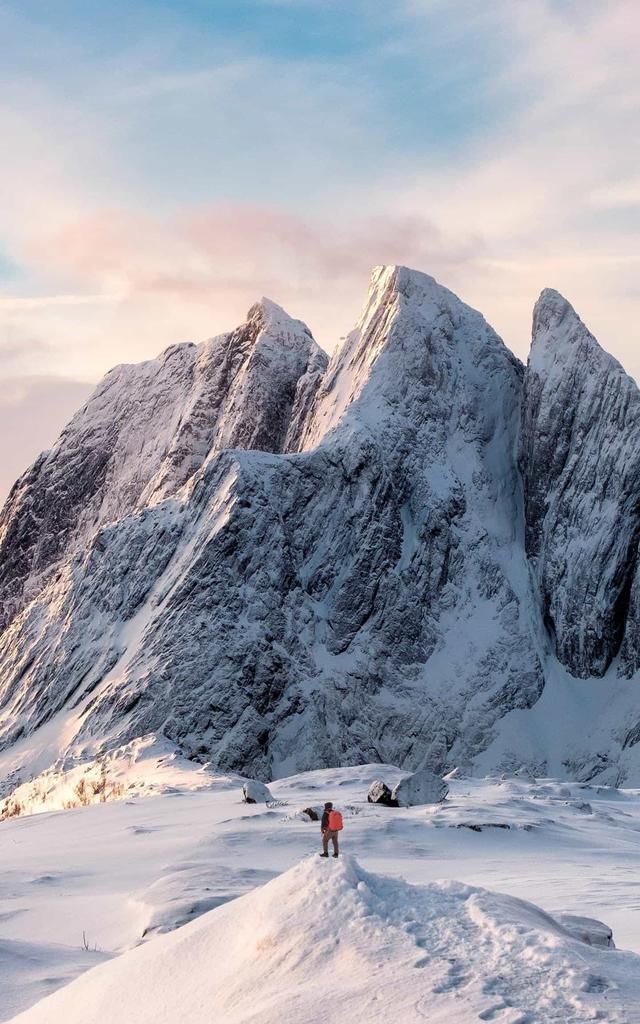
455 822 511 832
520 289 640 678
367 780 399 807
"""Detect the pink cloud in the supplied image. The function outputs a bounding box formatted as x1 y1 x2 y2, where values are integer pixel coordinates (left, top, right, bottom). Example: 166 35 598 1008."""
0 376 92 503
24 202 485 344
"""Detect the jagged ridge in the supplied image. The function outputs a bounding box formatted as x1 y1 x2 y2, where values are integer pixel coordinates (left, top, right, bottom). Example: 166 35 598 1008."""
0 299 325 632
520 288 640 678
2 266 640 786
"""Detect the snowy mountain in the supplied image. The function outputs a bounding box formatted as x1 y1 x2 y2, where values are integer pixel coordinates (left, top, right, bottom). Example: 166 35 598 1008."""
520 288 640 679
1 265 640 791
0 298 324 631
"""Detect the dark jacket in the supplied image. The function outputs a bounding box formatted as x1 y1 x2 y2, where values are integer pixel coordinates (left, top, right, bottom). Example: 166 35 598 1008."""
321 809 331 831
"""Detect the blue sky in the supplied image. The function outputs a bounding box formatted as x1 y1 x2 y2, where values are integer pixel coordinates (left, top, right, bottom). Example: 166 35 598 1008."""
0 1 639 495
1 0 515 150
0 0 520 219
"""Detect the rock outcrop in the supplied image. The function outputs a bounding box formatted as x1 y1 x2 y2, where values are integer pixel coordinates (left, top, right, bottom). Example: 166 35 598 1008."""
392 769 449 807
520 289 640 678
242 780 274 804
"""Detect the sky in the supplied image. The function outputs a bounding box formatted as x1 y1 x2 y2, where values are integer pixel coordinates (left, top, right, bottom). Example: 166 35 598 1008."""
0 0 639 499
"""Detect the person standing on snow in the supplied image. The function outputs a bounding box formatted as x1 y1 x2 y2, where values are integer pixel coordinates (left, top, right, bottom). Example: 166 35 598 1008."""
319 801 343 858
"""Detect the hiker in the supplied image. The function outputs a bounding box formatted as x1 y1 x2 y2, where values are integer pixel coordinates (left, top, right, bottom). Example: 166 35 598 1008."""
319 801 343 858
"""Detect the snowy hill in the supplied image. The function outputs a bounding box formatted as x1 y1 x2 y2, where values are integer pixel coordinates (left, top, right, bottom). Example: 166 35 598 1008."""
2 265 640 795
4 765 640 1023
12 855 637 1024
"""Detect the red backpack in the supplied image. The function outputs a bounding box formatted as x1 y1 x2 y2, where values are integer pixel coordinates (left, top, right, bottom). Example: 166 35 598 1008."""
328 809 343 831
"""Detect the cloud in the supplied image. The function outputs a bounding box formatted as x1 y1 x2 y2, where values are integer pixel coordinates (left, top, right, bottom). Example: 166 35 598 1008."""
0 0 639 396
386 0 640 374
0 376 92 504
590 180 640 210
17 204 484 362
0 329 52 374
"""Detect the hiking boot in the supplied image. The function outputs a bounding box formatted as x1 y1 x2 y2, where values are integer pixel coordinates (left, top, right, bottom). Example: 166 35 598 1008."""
332 853 339 858
319 852 329 858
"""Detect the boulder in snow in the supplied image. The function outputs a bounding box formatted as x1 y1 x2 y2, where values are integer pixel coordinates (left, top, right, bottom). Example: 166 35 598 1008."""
301 806 319 821
242 780 273 804
557 914 615 949
367 780 399 807
391 769 448 807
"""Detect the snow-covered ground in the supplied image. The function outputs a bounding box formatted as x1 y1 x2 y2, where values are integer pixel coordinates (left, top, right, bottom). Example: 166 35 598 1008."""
3 764 640 1021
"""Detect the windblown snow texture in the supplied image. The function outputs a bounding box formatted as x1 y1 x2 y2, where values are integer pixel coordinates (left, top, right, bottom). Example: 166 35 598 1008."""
1 266 639 782
12 854 637 1024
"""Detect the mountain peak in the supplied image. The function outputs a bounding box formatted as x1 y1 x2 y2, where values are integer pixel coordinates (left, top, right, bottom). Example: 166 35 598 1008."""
530 288 625 379
535 286 571 312
298 264 517 450
532 288 577 337
521 285 640 680
359 264 445 329
245 296 313 343
369 263 439 290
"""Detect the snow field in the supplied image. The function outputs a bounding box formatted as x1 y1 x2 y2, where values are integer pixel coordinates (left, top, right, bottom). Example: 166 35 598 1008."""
10 855 640 1024
2 764 640 1021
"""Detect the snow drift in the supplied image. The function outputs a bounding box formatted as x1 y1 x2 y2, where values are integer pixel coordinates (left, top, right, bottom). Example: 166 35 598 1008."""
10 855 638 1024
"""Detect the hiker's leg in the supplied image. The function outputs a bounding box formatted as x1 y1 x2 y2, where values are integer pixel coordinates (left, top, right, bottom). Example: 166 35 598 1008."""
322 831 329 854
332 831 339 855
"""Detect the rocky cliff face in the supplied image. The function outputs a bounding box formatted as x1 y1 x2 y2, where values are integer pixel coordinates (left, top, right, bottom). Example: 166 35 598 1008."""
2 266 640 786
519 290 640 678
0 299 323 632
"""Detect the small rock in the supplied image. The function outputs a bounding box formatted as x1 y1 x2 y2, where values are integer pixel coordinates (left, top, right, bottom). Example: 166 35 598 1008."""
455 822 511 832
557 914 615 949
570 800 593 814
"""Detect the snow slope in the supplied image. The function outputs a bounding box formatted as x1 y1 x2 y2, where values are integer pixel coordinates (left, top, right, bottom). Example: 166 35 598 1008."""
13 855 639 1024
4 765 640 1023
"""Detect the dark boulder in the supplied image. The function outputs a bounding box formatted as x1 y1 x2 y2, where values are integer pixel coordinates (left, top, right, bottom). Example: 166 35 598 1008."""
367 780 399 807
